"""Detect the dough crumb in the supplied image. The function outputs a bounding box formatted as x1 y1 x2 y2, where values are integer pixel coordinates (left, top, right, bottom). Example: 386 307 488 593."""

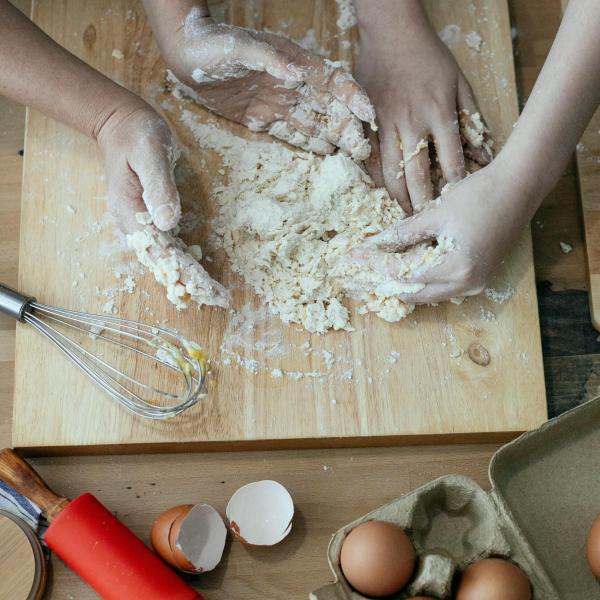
559 241 573 254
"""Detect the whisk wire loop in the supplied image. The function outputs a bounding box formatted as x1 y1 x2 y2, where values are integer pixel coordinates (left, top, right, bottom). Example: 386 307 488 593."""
0 284 206 420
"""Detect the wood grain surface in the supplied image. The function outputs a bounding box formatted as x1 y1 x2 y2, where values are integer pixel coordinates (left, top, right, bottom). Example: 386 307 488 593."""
12 0 547 453
0 1 595 599
0 513 46 600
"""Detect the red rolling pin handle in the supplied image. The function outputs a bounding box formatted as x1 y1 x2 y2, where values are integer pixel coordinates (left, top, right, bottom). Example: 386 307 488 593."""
45 493 203 600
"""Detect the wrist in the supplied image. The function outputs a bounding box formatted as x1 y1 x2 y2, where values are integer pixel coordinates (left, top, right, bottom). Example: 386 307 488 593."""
485 151 549 222
95 97 154 148
494 140 562 199
354 0 431 42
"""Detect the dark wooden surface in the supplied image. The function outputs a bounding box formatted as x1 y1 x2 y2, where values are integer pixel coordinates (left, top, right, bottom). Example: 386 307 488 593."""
510 0 600 417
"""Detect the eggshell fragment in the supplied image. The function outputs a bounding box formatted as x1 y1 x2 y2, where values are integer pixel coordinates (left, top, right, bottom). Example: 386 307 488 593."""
587 512 600 577
151 504 194 569
151 503 227 574
226 480 294 546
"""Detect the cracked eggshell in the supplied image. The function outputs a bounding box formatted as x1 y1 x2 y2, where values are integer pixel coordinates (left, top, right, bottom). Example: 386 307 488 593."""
151 504 194 569
226 480 294 546
150 503 227 574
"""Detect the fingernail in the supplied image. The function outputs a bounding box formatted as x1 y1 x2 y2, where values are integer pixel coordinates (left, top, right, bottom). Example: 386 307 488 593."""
154 204 177 230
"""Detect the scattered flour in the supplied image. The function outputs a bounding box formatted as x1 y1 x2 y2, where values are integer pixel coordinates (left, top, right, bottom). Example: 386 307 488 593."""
334 0 358 31
484 285 514 304
297 28 330 58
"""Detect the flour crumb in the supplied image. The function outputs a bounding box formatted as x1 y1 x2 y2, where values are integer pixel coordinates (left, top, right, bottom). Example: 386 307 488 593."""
464 31 483 52
559 241 573 254
387 350 400 364
342 368 354 381
66 204 77 214
480 307 497 322
438 24 462 46
321 349 335 370
111 49 124 60
271 368 283 378
484 285 514 304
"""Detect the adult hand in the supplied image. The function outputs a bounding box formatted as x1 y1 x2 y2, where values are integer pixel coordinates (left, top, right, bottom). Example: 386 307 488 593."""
150 6 376 160
97 104 181 233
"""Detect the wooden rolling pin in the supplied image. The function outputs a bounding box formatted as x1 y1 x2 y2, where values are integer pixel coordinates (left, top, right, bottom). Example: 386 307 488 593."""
0 449 203 600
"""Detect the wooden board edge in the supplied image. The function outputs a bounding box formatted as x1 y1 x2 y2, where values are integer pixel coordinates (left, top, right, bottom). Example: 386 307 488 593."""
14 431 525 457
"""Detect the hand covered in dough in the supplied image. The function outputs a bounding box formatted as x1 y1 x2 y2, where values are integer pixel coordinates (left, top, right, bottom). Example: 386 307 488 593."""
354 0 492 213
350 160 534 304
147 5 376 160
97 104 182 233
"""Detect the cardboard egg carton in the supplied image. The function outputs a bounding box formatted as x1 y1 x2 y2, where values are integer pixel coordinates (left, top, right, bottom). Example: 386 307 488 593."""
311 397 600 599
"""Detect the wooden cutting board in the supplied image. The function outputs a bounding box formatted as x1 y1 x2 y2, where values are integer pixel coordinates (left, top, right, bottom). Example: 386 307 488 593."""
12 0 547 453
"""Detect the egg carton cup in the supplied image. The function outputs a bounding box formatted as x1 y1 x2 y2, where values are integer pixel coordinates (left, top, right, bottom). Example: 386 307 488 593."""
311 396 600 600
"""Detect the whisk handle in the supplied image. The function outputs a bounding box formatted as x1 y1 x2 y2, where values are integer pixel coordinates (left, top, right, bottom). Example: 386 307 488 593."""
0 448 69 521
0 283 35 321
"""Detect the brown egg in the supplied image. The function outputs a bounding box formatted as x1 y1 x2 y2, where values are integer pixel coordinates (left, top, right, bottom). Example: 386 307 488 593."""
457 558 531 600
587 513 600 577
340 520 415 597
150 504 194 570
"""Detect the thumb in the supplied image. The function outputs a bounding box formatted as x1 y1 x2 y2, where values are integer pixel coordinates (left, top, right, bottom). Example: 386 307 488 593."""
128 141 182 232
364 210 439 253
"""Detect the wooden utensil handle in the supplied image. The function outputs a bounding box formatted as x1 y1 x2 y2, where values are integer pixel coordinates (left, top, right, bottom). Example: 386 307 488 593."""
0 449 68 521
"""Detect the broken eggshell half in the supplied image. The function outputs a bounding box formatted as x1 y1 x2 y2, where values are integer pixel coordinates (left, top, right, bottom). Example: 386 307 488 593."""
226 480 294 546
150 503 227 573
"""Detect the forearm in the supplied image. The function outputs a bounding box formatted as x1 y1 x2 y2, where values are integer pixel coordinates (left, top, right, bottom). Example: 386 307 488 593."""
0 0 146 139
353 0 432 42
498 0 600 214
142 0 210 60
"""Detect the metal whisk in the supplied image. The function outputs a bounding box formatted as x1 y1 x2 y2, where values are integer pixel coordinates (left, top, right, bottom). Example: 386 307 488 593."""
0 283 207 420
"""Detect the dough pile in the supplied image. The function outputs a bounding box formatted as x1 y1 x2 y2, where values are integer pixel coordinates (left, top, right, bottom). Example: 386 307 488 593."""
181 111 454 333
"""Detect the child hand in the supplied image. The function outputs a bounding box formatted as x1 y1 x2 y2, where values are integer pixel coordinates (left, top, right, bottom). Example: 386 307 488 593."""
351 160 533 304
356 1 492 213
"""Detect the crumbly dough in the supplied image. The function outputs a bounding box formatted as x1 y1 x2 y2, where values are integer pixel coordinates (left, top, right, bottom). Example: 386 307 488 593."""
181 111 454 333
127 213 230 309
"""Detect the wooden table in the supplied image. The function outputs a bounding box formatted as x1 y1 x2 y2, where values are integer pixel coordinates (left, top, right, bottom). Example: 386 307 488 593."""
0 1 596 598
